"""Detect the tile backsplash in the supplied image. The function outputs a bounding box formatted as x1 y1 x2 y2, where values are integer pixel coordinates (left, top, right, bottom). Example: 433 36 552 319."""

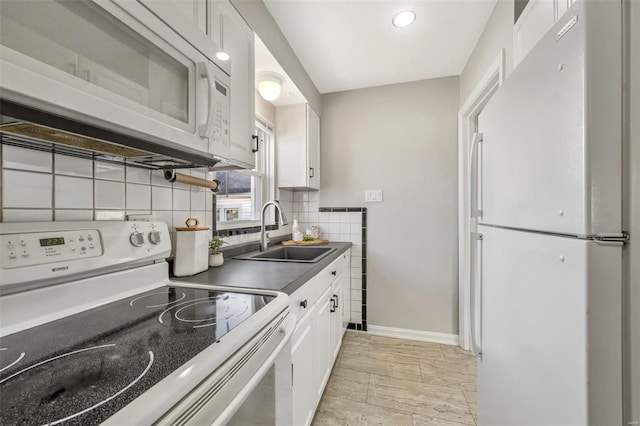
1 143 366 327
1 144 215 231
293 191 367 327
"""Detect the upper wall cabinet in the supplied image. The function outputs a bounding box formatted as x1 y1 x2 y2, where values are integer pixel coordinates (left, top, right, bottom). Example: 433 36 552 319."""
276 104 320 190
155 0 207 33
514 0 575 66
209 0 256 169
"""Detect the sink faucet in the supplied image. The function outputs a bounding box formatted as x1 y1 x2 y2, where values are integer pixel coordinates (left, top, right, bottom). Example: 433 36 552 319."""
260 200 288 251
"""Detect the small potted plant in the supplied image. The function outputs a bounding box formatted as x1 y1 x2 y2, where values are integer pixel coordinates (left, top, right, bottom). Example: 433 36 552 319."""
208 236 226 267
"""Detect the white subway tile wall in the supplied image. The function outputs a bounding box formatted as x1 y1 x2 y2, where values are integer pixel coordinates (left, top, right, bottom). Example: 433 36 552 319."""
3 169 52 208
2 145 52 172
0 146 365 326
292 191 365 325
0 146 216 240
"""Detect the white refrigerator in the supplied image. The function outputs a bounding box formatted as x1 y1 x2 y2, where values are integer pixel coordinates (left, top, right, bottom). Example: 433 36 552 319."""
469 1 627 425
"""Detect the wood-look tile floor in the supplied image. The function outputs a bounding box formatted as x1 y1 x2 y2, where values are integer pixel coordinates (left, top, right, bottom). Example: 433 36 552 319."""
311 332 478 426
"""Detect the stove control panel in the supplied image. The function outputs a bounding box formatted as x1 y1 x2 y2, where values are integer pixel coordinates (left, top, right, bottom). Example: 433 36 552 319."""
0 221 172 288
1 229 103 269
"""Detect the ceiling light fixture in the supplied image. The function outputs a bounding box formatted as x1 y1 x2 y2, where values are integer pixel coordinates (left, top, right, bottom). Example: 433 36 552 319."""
257 72 284 101
392 10 416 28
216 51 230 61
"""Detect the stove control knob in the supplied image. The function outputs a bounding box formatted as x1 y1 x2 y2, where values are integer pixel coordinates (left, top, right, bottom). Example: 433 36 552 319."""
148 231 162 245
129 232 145 247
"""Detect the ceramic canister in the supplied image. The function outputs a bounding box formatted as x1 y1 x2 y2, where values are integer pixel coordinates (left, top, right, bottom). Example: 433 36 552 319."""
174 217 209 277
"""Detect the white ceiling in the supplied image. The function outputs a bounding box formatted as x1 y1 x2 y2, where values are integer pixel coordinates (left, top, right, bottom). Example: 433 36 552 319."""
254 35 307 107
263 0 498 94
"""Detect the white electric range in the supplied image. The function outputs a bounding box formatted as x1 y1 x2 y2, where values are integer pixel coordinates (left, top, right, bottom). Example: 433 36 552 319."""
0 221 294 425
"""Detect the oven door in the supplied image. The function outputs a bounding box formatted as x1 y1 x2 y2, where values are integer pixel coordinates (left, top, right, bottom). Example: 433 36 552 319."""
155 310 295 426
0 0 228 156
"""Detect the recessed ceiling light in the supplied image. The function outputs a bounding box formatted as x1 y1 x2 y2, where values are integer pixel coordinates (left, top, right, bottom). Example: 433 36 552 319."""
392 10 416 28
216 51 230 61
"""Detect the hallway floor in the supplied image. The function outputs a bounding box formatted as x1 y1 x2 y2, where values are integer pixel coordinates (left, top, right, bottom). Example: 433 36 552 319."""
312 331 478 426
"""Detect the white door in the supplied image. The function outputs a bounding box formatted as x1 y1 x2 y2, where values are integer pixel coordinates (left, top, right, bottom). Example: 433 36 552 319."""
476 224 622 425
477 5 621 236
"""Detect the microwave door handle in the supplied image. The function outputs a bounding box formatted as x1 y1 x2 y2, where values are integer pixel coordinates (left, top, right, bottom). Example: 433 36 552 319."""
197 62 216 139
470 132 483 218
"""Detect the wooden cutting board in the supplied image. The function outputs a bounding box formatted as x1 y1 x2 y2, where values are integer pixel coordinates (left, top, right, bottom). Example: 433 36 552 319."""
281 239 329 246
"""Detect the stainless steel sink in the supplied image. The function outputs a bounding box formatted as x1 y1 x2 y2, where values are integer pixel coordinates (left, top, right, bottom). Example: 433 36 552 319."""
235 246 336 263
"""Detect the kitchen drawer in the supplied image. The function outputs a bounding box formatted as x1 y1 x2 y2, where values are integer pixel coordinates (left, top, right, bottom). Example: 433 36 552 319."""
318 252 348 289
289 274 319 323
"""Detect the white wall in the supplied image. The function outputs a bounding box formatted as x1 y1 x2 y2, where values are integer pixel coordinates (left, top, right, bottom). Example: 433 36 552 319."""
459 0 515 106
320 77 459 335
255 89 275 124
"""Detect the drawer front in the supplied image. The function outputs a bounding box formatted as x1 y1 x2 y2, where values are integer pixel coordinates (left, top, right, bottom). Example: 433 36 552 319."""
320 253 347 287
289 274 318 322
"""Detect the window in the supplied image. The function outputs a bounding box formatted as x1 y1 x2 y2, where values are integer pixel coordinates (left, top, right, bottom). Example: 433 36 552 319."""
212 121 274 227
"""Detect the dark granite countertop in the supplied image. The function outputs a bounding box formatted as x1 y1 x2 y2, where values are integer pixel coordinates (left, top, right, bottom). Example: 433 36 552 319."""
173 242 352 295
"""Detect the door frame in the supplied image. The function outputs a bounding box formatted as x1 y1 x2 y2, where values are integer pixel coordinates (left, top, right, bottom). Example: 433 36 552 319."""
458 50 506 350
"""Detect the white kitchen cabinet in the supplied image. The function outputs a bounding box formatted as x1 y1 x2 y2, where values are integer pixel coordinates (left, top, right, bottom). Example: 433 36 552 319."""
287 249 351 425
291 307 316 426
514 0 575 67
276 104 321 190
208 0 256 168
314 285 333 400
330 273 344 360
154 0 207 33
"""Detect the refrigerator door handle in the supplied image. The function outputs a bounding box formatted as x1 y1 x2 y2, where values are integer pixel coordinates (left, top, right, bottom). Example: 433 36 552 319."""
470 231 483 358
470 132 483 218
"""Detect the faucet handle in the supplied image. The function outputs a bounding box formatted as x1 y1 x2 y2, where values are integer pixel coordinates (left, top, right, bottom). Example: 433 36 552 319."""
265 232 270 243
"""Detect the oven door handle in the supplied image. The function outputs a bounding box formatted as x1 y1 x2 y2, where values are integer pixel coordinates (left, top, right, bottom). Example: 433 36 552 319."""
213 313 296 425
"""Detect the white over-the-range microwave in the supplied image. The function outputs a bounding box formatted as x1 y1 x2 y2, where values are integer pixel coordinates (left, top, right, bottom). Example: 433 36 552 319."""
0 0 231 168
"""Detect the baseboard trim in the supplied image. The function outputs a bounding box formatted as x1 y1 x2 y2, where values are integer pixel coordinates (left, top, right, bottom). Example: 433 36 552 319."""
367 325 459 346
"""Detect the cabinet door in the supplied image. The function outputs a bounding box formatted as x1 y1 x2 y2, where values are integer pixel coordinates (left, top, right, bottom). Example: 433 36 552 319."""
307 105 321 189
276 104 307 189
342 251 351 333
210 0 256 168
313 285 333 401
292 309 315 426
477 224 622 425
331 275 343 360
154 0 206 33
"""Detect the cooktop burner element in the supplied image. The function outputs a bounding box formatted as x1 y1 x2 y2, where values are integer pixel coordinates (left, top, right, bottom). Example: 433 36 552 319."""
159 294 251 330
129 289 186 308
0 344 153 425
0 285 275 425
0 348 25 373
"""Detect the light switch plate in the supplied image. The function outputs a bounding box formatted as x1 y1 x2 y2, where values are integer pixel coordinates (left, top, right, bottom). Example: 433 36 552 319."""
365 189 383 203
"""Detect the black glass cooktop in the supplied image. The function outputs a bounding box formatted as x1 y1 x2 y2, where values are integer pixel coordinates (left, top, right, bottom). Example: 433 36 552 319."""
0 286 274 425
